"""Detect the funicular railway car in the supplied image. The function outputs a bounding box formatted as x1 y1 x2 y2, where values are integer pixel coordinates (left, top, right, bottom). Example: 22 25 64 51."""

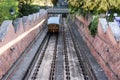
47 16 60 33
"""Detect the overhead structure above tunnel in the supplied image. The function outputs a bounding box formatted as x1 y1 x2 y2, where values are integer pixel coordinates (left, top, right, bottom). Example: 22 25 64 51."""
47 8 69 14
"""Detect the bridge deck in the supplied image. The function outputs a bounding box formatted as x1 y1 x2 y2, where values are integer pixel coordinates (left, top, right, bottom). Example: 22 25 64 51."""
47 8 69 14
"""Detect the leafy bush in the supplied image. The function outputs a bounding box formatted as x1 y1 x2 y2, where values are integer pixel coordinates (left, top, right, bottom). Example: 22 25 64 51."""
51 0 58 6
68 0 120 16
89 16 99 37
19 4 40 17
106 9 120 22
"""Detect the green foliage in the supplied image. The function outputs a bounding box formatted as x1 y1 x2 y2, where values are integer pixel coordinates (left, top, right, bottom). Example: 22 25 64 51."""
89 16 99 37
51 0 58 6
68 0 120 15
19 4 40 17
0 0 18 24
32 0 51 6
68 0 83 14
68 6 77 14
18 0 34 4
18 0 39 17
68 0 120 36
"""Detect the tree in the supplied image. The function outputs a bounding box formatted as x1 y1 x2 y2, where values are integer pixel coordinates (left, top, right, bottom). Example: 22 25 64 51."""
18 0 39 17
18 0 34 5
0 0 18 24
68 0 120 36
51 0 58 6
68 0 120 15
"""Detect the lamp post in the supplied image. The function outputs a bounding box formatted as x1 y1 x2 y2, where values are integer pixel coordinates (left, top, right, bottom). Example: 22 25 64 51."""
113 13 118 21
44 0 47 9
114 13 117 17
106 11 110 26
9 8 15 15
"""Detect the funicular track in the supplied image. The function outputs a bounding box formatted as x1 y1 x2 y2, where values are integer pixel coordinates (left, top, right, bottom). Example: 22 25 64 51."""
24 32 58 80
67 16 97 80
63 19 71 80
24 17 96 80
23 32 50 80
63 18 85 80
49 33 58 80
67 21 91 80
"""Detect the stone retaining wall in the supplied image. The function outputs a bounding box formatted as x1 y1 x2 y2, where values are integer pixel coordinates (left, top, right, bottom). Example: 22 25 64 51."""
0 9 47 79
76 15 120 80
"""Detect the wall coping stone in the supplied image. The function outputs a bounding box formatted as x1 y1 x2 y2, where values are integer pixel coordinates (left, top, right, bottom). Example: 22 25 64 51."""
0 9 47 42
99 18 108 33
0 20 12 41
109 22 120 41
28 15 33 25
22 16 28 24
12 18 22 33
22 16 28 29
32 13 37 22
36 12 39 19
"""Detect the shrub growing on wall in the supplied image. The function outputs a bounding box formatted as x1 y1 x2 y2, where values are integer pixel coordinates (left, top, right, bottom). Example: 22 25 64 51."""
89 16 99 37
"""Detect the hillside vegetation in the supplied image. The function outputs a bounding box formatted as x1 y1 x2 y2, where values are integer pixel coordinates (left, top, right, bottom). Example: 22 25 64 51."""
0 0 18 24
0 0 55 24
33 0 52 6
68 0 120 36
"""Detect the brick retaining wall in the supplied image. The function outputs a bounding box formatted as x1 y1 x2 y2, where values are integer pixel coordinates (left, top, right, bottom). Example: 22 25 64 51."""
76 15 120 80
0 10 47 79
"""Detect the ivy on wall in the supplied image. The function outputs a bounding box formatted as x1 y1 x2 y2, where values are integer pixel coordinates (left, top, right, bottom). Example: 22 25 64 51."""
89 16 99 37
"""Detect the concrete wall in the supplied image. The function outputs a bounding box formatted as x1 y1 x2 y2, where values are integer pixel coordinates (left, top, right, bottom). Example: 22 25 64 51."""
0 9 47 78
76 15 120 80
